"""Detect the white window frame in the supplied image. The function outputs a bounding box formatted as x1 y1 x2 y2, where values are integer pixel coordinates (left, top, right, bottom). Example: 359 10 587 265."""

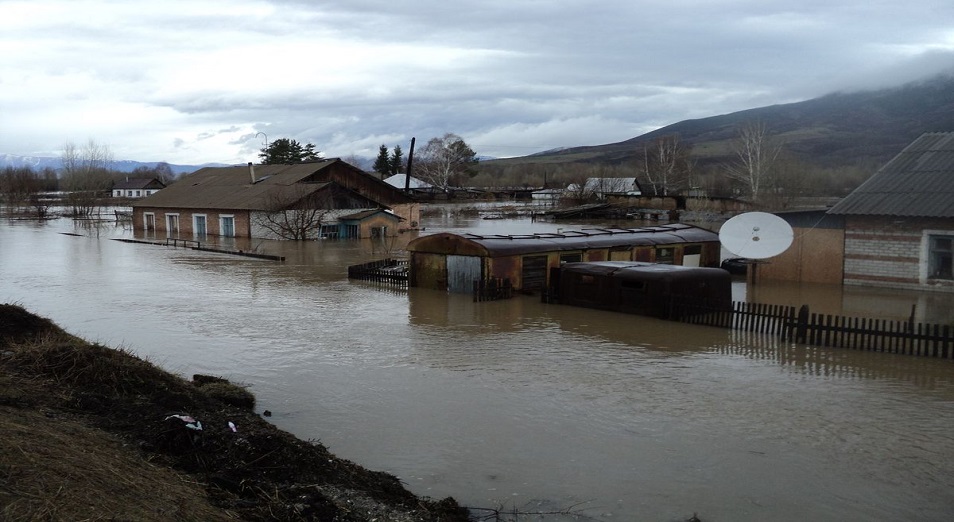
922 230 954 281
166 213 180 237
219 214 235 238
144 212 155 231
193 214 208 238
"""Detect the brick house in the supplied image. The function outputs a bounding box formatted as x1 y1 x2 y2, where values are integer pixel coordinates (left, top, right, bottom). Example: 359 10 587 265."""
826 132 954 292
131 159 419 240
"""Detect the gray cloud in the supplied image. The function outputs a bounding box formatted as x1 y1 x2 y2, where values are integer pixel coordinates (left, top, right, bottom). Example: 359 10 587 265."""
2 0 953 164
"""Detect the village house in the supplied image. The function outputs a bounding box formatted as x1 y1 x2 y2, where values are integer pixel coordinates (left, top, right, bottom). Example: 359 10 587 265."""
758 132 954 293
111 177 166 198
826 132 954 292
131 159 419 240
406 223 721 293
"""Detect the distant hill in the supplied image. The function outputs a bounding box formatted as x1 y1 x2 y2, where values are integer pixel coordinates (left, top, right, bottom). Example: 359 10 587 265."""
0 154 222 175
486 73 954 171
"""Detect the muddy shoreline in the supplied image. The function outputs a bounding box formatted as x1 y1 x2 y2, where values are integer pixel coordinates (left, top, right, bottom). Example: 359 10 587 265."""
0 303 469 521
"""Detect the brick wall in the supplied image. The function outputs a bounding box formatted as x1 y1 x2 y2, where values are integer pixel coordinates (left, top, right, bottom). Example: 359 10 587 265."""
844 216 954 292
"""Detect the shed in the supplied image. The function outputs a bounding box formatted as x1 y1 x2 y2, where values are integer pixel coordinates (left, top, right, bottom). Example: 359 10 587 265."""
406 223 721 293
551 261 732 319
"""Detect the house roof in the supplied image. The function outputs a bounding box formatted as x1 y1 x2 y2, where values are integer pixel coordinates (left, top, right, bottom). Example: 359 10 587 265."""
383 174 432 189
113 178 165 190
131 159 403 211
339 209 403 221
407 223 718 257
828 132 954 217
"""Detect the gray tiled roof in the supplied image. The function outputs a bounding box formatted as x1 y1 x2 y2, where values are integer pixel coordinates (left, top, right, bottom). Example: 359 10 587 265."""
828 132 954 217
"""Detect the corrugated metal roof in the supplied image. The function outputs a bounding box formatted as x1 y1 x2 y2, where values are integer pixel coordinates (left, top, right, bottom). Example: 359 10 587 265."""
131 161 339 210
828 132 954 217
407 223 719 257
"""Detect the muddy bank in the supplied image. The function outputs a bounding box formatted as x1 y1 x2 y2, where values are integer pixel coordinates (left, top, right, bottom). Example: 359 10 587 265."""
0 303 469 521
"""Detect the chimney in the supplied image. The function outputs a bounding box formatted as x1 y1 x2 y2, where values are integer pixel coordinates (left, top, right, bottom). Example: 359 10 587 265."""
248 162 256 183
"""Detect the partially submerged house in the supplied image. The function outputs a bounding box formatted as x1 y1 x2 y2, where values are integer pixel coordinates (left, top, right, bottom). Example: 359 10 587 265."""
131 159 419 240
112 177 165 198
406 223 721 293
826 132 954 292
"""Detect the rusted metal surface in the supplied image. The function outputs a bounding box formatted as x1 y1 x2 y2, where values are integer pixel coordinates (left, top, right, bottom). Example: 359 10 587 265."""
408 224 722 292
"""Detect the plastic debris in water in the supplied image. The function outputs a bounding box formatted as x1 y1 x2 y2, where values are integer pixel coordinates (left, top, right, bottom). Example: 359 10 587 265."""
186 421 203 431
228 421 237 432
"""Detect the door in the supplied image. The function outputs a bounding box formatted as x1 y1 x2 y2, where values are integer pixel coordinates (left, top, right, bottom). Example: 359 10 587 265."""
447 255 482 294
521 255 548 290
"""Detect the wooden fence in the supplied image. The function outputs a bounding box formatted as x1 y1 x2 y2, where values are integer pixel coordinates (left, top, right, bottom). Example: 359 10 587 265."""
671 300 953 359
347 258 408 287
474 278 513 302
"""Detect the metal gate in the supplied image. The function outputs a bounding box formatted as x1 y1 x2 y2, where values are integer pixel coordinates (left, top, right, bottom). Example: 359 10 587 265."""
447 255 482 293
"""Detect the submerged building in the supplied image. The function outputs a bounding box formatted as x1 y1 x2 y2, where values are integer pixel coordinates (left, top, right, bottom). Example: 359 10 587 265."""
406 223 721 293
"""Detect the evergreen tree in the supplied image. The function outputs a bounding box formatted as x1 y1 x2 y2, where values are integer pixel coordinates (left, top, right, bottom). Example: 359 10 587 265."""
372 144 391 176
389 144 404 175
259 138 322 164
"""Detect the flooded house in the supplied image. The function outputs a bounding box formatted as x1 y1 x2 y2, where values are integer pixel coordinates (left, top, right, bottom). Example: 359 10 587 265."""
131 159 419 240
762 132 954 292
406 223 721 293
549 261 732 319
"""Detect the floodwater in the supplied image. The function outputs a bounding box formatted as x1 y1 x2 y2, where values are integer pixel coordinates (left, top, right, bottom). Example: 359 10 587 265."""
2 208 954 521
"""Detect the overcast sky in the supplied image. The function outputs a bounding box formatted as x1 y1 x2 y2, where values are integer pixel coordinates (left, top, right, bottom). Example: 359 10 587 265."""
2 0 953 165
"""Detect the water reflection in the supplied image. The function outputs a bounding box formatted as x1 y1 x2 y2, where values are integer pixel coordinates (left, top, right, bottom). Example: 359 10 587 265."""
2 211 954 521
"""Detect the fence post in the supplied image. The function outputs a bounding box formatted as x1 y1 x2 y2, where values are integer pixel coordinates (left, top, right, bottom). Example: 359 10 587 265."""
795 304 809 343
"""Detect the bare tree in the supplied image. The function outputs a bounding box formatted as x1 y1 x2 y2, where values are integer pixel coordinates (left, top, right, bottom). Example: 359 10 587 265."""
637 134 692 196
724 121 782 203
0 166 49 218
253 185 338 240
415 133 478 192
61 139 114 217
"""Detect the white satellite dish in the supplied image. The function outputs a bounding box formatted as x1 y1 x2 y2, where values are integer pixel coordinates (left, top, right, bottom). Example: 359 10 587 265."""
719 212 793 259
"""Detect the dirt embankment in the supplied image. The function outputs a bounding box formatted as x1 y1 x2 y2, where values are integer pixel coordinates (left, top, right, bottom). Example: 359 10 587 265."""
0 304 469 521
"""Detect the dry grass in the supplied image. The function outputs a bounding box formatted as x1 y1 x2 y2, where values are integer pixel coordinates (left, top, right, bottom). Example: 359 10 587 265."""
0 304 469 521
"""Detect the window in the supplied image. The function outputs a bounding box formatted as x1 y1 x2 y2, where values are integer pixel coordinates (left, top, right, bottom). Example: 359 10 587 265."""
166 214 180 237
144 212 155 232
135 190 141 197
320 225 339 239
656 247 674 264
193 215 207 237
560 252 582 264
929 235 953 279
220 215 235 238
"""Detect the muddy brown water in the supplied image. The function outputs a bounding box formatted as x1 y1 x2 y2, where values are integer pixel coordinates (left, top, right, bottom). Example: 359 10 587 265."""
2 207 954 521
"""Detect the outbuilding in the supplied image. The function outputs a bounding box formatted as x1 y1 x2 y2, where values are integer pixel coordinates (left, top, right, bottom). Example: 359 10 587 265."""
406 223 721 293
550 261 732 319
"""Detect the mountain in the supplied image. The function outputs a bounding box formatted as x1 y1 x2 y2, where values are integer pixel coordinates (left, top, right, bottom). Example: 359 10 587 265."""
0 154 221 175
486 73 954 171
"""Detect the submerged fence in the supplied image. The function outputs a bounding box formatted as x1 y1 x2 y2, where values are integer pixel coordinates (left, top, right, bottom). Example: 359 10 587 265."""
672 299 954 359
347 258 408 287
473 278 513 302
